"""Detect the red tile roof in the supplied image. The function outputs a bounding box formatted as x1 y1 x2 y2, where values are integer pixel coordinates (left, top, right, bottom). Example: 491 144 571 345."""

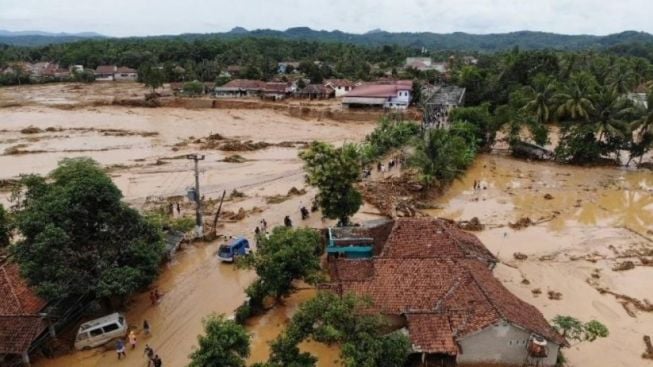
94 65 116 74
0 263 47 355
379 218 497 263
220 79 267 90
330 257 566 349
116 66 137 73
325 79 354 88
0 316 45 354
0 263 46 315
263 82 290 93
406 313 458 355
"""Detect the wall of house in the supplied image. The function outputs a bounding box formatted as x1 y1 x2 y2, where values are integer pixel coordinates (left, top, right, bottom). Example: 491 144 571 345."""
95 74 114 82
333 86 350 97
114 73 137 81
456 322 559 367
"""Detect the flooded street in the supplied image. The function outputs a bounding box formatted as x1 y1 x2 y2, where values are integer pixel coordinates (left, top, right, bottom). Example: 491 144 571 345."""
1 83 651 367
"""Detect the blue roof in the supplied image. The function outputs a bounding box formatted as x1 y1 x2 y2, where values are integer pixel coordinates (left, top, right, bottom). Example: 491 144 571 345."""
326 246 373 254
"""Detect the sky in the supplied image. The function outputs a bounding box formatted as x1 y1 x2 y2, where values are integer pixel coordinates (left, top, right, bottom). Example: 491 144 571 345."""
1 0 653 37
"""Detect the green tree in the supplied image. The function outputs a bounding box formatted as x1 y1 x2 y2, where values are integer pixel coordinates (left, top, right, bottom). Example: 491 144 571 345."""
300 142 362 226
12 158 164 301
408 128 475 189
0 204 12 248
449 103 499 149
140 64 165 93
555 73 596 121
521 74 558 125
552 315 609 344
189 314 250 367
238 227 322 303
264 292 410 367
628 93 653 165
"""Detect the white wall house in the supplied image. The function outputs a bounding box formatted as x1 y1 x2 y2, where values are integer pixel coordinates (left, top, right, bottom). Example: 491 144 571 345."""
113 67 138 81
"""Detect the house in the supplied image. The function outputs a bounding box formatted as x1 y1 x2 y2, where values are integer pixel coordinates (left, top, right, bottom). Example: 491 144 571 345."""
342 80 412 109
0 263 48 366
113 66 138 81
296 84 335 99
262 82 295 100
94 65 117 81
226 65 242 77
325 219 566 367
214 79 266 98
324 79 355 97
405 57 433 72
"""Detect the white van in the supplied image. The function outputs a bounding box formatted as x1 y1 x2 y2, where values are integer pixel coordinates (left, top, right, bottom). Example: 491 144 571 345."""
74 313 128 350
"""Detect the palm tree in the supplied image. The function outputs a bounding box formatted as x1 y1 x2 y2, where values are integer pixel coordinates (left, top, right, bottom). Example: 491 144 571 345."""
556 73 596 121
607 64 636 95
590 86 631 150
521 76 558 125
628 93 653 165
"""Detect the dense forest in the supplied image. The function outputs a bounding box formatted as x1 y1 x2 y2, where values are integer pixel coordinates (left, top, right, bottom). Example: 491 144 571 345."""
3 27 653 51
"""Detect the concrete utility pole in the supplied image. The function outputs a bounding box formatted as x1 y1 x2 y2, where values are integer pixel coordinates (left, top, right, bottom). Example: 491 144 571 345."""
186 154 205 237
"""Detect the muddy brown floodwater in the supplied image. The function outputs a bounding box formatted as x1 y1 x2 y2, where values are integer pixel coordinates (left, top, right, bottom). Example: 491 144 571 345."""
2 86 652 367
428 154 653 367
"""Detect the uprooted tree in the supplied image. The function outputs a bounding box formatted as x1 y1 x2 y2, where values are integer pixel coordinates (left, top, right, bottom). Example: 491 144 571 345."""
12 157 165 303
300 141 362 226
551 315 609 344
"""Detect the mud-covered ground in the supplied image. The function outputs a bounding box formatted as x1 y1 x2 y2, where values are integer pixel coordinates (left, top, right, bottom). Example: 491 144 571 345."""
428 154 653 367
1 83 651 367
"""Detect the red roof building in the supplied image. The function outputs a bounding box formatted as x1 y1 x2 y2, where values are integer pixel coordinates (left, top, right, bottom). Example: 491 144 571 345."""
343 80 413 109
0 263 47 362
326 219 566 366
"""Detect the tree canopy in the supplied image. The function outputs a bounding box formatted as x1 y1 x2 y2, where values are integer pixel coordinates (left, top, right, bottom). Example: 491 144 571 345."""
0 204 12 248
188 314 250 367
300 142 362 226
12 158 164 301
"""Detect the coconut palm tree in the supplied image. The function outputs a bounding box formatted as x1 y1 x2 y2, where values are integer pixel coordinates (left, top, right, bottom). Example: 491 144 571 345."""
590 86 631 151
521 76 558 125
627 93 653 165
556 73 596 121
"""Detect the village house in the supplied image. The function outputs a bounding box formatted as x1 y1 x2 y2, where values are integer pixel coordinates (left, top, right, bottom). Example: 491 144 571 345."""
0 263 48 366
261 82 295 100
296 84 335 99
405 57 434 72
113 66 138 81
94 65 117 81
325 218 567 367
226 65 242 77
324 79 355 97
277 61 300 74
342 80 412 109
214 79 267 98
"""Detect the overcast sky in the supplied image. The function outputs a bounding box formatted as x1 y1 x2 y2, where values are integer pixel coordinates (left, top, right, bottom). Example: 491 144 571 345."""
1 0 652 37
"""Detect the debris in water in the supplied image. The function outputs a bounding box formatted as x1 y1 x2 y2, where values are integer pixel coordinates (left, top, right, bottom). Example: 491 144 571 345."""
457 217 484 231
548 290 563 300
20 126 43 134
612 261 636 271
643 335 653 360
509 217 533 230
543 193 554 200
513 252 528 260
222 154 248 163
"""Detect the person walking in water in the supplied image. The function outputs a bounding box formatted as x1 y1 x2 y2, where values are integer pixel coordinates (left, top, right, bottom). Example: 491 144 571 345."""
144 344 154 367
143 319 151 336
153 354 162 367
284 215 292 227
128 330 137 349
116 339 126 359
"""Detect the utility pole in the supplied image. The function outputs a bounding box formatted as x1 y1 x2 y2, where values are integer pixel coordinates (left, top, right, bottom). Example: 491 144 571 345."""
186 154 205 237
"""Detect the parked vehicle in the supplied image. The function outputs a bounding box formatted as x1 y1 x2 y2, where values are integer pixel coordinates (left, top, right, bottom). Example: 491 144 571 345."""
217 237 250 262
74 313 128 350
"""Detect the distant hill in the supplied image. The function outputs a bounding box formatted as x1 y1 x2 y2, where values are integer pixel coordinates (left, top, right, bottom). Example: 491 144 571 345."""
2 27 653 51
0 30 105 46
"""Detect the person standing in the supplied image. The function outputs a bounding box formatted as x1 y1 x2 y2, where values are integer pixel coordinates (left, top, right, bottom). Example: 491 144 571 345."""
153 355 162 367
116 339 126 359
144 344 154 367
128 330 137 349
143 320 151 336
284 215 292 227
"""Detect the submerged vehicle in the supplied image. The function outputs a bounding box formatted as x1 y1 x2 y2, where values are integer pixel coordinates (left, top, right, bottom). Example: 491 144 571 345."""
74 313 128 350
217 237 250 262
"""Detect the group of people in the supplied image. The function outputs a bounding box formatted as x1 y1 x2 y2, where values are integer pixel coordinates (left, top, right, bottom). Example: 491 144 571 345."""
167 202 182 216
116 329 162 366
423 104 450 129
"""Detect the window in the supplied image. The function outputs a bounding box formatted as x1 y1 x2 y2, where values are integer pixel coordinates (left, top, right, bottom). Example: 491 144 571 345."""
76 332 89 341
103 323 120 333
89 328 104 337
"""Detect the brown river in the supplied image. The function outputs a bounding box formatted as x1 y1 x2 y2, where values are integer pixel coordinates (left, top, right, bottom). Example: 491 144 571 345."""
0 84 651 367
